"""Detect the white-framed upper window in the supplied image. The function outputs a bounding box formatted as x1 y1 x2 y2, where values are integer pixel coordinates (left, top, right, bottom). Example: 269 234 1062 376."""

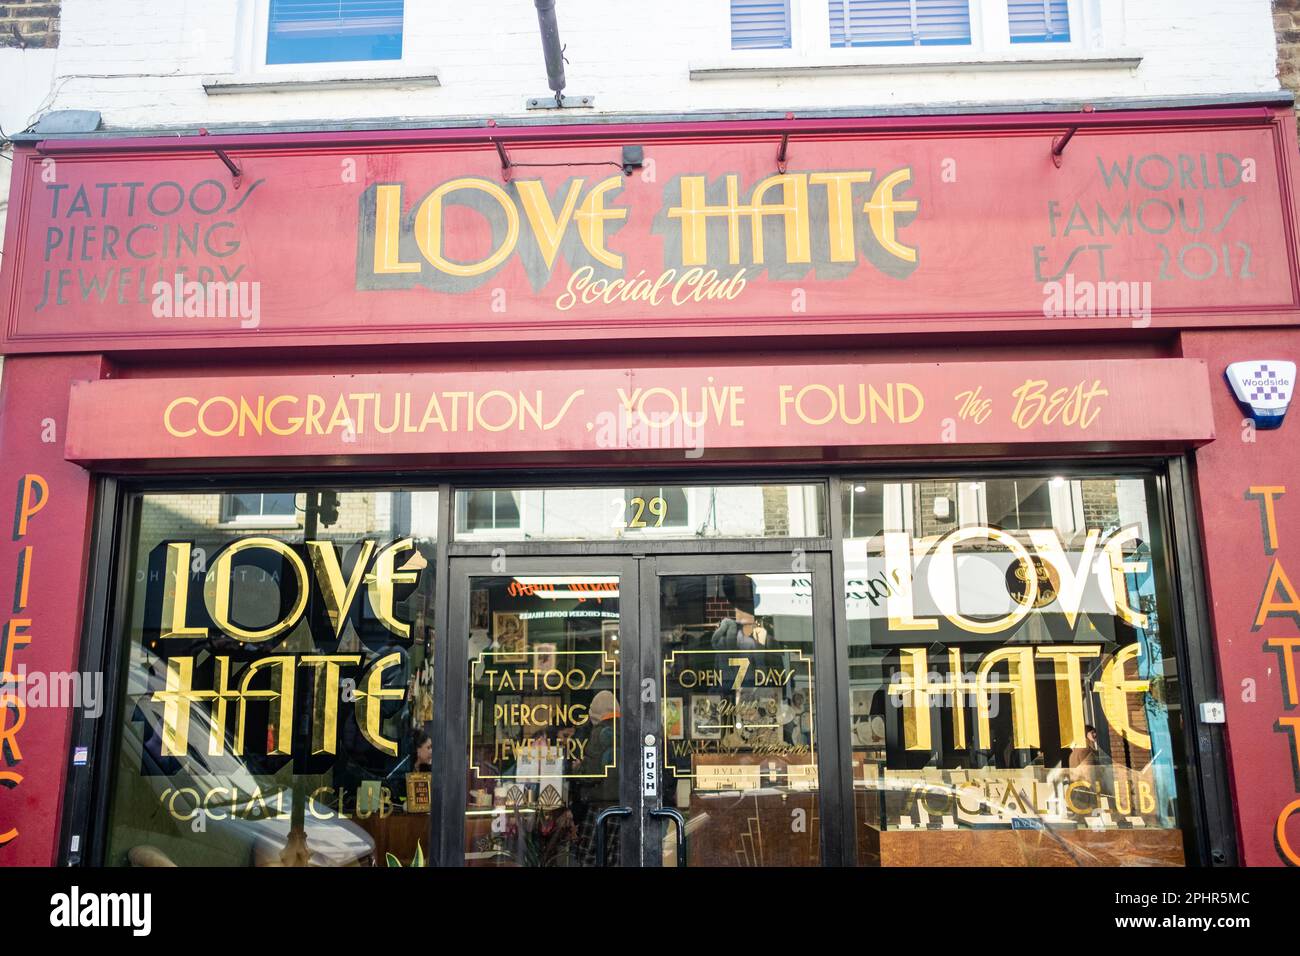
722 0 1094 58
1008 0 1071 43
265 0 404 65
829 1 973 48
231 0 414 76
730 0 794 49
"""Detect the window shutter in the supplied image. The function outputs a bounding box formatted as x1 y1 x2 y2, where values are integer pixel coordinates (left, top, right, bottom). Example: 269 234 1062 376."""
730 0 792 50
831 1 971 48
1008 0 1071 43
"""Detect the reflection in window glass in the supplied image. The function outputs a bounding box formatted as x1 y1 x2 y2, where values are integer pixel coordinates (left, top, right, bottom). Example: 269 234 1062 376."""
659 573 820 866
221 492 297 523
464 576 620 866
843 475 1189 867
983 478 1054 530
104 490 438 867
453 485 826 541
842 482 885 539
627 486 690 529
460 490 521 532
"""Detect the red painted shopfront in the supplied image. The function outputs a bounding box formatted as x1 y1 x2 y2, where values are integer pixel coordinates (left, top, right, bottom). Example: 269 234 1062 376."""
0 102 1297 868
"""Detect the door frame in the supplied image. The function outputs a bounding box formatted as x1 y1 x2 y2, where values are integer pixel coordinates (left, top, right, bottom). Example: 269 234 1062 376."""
638 551 841 867
441 553 645 867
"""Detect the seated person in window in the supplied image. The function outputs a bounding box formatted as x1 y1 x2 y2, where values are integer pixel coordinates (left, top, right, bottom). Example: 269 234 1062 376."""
710 576 770 650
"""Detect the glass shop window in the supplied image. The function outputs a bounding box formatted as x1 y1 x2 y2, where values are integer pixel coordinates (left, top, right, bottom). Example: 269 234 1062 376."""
266 0 404 65
453 484 826 541
102 488 438 867
842 474 1192 867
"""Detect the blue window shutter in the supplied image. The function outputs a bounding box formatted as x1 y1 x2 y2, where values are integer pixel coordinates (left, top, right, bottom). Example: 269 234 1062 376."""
831 1 971 48
267 0 405 65
1008 0 1071 43
730 0 792 50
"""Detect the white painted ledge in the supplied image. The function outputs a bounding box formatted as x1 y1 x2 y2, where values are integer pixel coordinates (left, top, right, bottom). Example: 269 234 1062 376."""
689 49 1143 80
203 67 440 95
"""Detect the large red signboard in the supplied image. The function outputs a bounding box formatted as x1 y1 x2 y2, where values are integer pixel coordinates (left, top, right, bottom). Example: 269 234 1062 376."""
2 107 1298 353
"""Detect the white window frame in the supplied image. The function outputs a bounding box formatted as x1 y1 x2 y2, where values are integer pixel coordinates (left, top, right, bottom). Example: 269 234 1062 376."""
821 0 982 51
694 0 1134 79
1002 0 1082 47
207 0 438 95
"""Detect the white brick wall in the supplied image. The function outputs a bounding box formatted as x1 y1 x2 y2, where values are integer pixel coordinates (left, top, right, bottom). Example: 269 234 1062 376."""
30 0 1283 131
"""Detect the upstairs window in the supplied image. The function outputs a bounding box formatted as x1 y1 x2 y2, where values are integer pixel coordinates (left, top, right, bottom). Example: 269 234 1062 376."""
830 0 972 48
1008 0 1071 43
730 0 793 49
266 0 405 65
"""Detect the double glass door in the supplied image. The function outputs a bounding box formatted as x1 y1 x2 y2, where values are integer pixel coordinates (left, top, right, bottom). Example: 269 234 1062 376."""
446 552 835 867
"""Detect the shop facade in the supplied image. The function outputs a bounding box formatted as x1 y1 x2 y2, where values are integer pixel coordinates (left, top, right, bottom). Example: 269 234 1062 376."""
1 101 1298 867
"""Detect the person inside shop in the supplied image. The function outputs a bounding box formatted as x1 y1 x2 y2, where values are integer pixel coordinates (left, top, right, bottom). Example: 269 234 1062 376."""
570 689 620 863
709 575 770 650
412 730 433 772
1068 724 1116 809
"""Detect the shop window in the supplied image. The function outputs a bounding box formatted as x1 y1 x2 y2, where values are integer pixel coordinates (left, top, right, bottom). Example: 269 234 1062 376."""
731 0 794 49
266 0 404 65
220 491 298 525
830 0 972 48
1009 0 1071 43
842 475 1191 867
452 484 827 541
102 489 439 867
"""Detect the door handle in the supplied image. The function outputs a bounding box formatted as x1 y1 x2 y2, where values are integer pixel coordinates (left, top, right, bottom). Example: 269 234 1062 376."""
649 806 687 867
593 805 632 866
